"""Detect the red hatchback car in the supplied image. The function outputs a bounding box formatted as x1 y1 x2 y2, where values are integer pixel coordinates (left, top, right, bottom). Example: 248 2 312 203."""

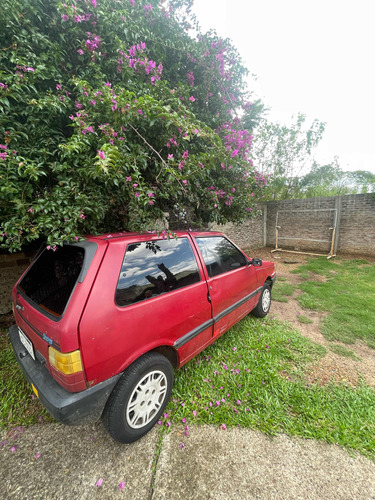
9 231 276 443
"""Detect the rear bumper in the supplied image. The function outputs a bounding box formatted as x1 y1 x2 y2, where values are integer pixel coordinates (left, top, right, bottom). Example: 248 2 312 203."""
9 324 121 425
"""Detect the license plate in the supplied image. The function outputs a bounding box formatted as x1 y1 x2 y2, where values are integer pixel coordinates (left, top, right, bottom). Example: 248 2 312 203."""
18 328 35 360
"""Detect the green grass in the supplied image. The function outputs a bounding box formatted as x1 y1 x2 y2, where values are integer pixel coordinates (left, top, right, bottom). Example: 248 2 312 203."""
329 344 360 361
166 316 375 459
293 258 375 348
297 314 313 324
0 329 52 429
272 281 296 302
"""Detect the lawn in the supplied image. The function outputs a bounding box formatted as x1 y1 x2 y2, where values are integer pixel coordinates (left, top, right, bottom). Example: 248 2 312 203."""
291 258 375 348
164 316 375 459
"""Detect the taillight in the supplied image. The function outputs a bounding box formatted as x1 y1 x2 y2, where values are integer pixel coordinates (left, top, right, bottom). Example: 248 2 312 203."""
49 347 86 392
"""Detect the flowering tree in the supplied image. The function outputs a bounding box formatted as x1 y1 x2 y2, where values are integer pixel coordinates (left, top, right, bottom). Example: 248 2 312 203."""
0 0 265 251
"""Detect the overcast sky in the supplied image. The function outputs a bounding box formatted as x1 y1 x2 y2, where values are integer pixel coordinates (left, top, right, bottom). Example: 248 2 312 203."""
192 0 375 174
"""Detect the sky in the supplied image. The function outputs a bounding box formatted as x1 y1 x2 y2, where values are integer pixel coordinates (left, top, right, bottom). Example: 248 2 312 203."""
192 0 375 174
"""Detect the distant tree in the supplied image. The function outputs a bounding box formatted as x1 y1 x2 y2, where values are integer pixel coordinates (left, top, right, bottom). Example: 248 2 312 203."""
251 113 325 200
298 160 375 198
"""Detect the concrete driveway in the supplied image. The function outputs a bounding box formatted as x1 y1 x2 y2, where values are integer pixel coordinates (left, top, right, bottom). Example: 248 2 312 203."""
1 422 374 499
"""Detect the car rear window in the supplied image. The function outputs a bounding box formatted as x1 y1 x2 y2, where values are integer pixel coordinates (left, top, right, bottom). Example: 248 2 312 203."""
18 246 85 317
115 238 200 306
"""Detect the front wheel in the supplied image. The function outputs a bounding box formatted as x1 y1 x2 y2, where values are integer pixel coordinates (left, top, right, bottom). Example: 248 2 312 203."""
102 352 174 444
251 284 272 318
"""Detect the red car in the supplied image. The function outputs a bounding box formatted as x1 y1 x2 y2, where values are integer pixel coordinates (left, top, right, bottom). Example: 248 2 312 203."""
9 231 276 443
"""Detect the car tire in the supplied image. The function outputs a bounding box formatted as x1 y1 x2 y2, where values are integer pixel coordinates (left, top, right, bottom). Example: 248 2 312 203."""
251 284 272 318
102 352 174 444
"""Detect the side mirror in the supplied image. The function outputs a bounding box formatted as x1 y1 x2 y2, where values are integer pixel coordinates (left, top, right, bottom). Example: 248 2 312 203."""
250 258 262 267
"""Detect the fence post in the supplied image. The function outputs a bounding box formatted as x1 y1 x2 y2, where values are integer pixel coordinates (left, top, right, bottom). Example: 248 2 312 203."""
333 195 342 255
263 203 268 247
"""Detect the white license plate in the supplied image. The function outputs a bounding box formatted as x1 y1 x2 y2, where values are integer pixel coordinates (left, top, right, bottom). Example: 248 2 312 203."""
18 328 35 360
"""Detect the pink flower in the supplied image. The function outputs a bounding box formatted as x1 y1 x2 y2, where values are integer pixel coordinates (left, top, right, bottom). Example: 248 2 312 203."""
179 443 185 449
56 84 62 90
137 109 143 115
90 100 96 106
28 207 34 213
126 176 131 181
129 0 135 6
62 14 69 21
189 96 196 102
168 154 173 160
80 213 86 219
35 453 41 459
133 183 138 188
192 410 197 416
118 481 125 490
98 150 105 160
221 424 227 430
147 192 154 197
11 446 18 452
148 200 154 205
0 144 7 150
182 180 187 186
91 0 97 7
96 478 103 487
135 192 140 197
182 150 189 159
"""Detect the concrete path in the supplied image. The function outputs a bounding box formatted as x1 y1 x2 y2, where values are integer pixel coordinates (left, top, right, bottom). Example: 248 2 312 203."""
1 423 374 499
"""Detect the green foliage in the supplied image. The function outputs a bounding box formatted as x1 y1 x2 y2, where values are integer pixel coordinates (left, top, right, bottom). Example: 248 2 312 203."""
0 0 264 251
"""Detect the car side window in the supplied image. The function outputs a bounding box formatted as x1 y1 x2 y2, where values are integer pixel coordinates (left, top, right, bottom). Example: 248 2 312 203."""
115 238 201 306
195 236 247 278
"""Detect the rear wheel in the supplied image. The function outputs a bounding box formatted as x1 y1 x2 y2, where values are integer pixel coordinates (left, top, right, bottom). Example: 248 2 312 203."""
251 284 272 318
102 352 174 443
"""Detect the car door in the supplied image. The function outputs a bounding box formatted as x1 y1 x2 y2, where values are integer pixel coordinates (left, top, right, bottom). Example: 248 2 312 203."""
194 235 261 338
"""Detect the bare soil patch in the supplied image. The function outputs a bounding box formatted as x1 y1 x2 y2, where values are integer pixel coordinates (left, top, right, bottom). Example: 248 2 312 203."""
247 247 375 388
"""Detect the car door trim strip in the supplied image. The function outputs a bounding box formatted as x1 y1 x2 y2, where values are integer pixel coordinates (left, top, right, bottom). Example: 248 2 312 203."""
174 286 263 349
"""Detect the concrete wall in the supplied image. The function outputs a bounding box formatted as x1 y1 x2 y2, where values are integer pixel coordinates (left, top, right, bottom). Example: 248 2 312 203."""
211 204 266 251
214 194 375 257
0 253 32 314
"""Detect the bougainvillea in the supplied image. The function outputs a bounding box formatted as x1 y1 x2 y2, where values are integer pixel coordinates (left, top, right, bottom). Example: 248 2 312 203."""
0 0 264 252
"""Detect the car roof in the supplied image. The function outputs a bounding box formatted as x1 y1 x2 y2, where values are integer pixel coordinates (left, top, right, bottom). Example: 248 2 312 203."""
86 230 223 242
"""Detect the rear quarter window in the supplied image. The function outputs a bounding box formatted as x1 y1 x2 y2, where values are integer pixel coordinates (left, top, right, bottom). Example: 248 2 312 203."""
115 238 200 306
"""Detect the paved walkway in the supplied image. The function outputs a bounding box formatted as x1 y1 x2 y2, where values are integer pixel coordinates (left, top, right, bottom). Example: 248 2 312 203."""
1 423 375 499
